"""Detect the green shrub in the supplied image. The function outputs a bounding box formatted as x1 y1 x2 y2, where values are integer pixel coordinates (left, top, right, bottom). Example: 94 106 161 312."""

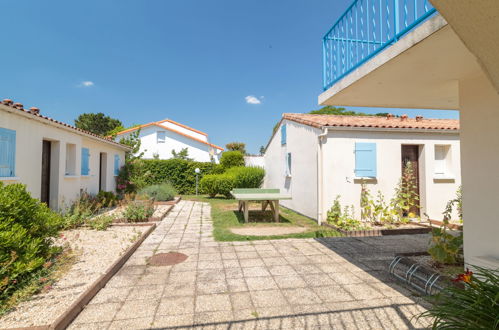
220 151 245 169
96 191 118 208
123 201 155 222
226 166 264 188
0 183 63 306
216 174 236 198
200 174 219 198
419 266 499 329
138 182 177 201
87 215 114 230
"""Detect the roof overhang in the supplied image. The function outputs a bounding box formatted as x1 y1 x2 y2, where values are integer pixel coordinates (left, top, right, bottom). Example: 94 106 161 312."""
1 104 131 151
319 14 482 110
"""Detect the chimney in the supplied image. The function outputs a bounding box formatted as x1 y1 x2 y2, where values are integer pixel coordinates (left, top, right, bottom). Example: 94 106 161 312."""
400 114 408 121
386 113 394 120
30 107 40 115
2 99 13 106
13 103 23 110
415 115 423 122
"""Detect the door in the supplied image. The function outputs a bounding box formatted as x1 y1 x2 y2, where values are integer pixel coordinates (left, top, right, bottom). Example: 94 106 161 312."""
401 145 420 216
99 153 107 191
41 140 51 206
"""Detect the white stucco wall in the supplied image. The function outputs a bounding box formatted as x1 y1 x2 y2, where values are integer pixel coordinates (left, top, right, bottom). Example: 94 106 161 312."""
119 125 221 163
321 129 461 222
0 107 127 210
459 74 499 269
244 155 265 168
264 120 320 219
159 120 208 142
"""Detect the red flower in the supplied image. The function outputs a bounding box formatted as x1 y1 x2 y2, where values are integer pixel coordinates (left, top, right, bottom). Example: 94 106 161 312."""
452 268 473 283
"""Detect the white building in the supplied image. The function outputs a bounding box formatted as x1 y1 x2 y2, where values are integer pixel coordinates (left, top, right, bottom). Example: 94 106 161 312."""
115 119 223 163
244 155 265 168
264 113 460 223
317 1 499 269
0 99 129 210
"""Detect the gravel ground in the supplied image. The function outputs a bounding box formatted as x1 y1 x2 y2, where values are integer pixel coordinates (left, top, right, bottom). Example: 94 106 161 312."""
0 226 148 328
101 204 171 221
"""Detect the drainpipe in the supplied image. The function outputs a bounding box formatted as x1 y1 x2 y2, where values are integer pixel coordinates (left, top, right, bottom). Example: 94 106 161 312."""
317 127 328 225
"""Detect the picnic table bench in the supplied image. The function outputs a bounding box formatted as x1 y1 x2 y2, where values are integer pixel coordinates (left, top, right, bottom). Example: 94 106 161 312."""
230 188 292 223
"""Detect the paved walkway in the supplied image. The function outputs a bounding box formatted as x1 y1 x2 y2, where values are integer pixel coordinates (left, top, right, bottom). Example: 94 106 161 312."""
70 200 430 329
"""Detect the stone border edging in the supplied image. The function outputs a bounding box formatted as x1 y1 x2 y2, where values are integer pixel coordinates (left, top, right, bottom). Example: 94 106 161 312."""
49 223 157 330
322 222 431 237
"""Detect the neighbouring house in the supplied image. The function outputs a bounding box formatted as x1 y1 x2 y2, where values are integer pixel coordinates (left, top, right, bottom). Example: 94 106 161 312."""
264 113 460 223
318 0 499 269
114 119 223 163
244 155 265 168
0 99 130 210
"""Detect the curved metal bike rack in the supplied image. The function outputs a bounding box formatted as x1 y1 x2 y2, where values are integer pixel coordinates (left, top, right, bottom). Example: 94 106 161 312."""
388 256 445 295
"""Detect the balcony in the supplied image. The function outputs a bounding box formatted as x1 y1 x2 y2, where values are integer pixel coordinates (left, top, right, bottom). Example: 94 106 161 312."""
322 0 437 91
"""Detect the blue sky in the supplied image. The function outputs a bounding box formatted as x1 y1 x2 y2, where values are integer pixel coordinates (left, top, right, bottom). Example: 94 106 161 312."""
1 0 458 153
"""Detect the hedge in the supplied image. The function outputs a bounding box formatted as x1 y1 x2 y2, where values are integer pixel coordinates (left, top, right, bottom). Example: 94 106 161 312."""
199 166 265 198
132 159 222 194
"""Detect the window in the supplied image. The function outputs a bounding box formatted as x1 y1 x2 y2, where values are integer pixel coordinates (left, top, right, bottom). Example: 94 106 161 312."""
65 143 76 175
114 154 120 176
0 128 16 177
285 152 292 177
81 147 90 176
434 145 452 177
157 131 166 143
354 142 377 178
281 124 287 145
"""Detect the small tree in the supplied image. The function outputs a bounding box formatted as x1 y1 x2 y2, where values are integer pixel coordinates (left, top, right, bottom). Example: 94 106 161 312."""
259 146 265 155
171 148 192 160
225 142 246 155
220 151 245 169
392 161 420 219
75 113 122 136
116 129 146 195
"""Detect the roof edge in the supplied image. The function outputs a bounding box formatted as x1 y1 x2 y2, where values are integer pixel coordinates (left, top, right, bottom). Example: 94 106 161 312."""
0 103 131 151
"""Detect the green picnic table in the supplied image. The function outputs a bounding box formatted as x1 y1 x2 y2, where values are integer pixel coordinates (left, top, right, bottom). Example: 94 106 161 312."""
231 188 292 223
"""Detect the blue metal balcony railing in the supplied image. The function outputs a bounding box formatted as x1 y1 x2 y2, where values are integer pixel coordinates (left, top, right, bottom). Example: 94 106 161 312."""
322 0 437 90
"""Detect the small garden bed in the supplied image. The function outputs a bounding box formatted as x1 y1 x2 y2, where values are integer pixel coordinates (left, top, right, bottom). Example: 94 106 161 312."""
183 195 341 241
322 221 431 237
0 226 149 328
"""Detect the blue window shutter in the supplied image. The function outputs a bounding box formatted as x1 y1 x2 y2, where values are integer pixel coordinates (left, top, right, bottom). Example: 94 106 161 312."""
281 124 287 145
0 128 16 177
287 152 292 175
114 154 120 176
81 148 90 175
355 142 377 177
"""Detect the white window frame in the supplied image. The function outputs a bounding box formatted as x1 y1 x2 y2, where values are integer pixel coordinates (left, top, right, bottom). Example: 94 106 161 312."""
157 131 166 143
434 145 453 179
285 152 292 177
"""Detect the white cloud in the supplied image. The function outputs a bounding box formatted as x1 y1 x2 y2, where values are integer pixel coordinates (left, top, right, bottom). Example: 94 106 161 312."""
79 81 94 87
245 95 262 105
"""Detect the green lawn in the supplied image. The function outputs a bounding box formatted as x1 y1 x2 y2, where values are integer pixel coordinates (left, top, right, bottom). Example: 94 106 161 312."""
182 195 341 241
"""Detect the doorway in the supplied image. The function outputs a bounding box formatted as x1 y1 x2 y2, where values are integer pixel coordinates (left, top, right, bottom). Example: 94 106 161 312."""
41 140 51 206
99 152 107 191
401 145 420 216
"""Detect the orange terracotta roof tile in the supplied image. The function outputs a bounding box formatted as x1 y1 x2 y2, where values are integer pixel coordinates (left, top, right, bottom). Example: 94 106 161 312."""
1 99 131 150
282 113 459 130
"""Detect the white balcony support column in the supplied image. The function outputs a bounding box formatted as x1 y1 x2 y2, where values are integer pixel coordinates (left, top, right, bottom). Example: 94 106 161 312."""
459 73 499 269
